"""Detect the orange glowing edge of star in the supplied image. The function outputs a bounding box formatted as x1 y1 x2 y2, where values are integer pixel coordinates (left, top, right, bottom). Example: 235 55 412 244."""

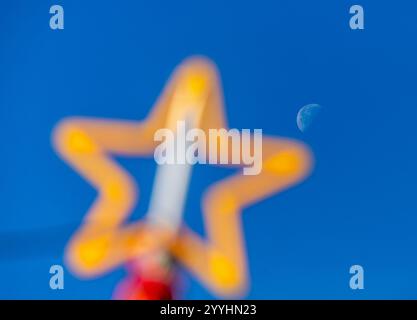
52 56 313 297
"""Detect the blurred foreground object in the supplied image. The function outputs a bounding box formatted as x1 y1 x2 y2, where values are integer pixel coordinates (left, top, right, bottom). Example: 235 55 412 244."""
114 252 176 300
52 56 313 298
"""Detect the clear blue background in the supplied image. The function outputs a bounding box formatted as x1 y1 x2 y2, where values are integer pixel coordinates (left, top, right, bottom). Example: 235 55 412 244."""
1 0 417 299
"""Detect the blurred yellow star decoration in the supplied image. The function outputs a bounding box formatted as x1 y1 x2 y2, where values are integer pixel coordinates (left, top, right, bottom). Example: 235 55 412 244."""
52 57 313 297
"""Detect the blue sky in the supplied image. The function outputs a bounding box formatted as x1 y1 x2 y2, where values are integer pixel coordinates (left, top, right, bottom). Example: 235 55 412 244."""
1 0 417 299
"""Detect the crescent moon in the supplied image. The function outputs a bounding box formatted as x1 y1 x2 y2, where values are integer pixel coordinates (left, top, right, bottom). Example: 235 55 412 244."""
296 104 322 132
